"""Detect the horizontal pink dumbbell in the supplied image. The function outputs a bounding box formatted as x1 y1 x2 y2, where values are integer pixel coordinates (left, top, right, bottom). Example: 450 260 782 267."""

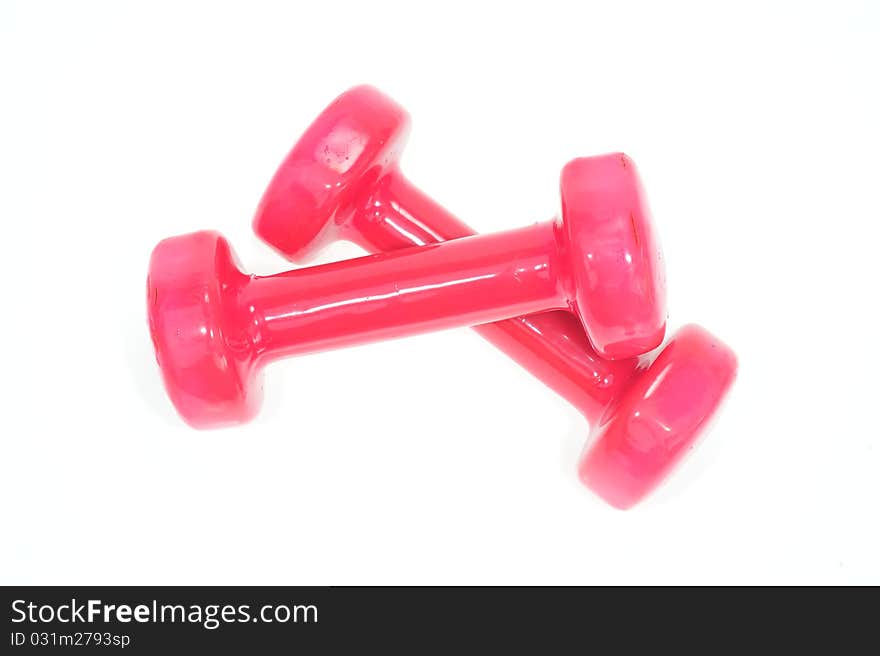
148 149 663 436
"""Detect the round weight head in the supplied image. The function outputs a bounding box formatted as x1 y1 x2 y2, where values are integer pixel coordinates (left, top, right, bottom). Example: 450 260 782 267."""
559 154 667 359
253 85 411 262
147 231 261 428
578 324 737 509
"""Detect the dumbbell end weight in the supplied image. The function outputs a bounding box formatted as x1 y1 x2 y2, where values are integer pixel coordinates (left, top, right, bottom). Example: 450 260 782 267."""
558 154 666 359
254 85 410 262
147 231 261 428
578 324 738 509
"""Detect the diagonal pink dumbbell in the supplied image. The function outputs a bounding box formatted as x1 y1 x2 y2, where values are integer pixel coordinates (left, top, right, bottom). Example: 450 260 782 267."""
253 85 737 509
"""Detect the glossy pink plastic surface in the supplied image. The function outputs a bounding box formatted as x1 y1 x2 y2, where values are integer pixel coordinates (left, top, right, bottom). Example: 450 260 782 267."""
149 170 650 428
251 85 737 507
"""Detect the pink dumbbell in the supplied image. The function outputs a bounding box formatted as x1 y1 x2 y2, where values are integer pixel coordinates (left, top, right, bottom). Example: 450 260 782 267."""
252 86 737 508
148 154 664 436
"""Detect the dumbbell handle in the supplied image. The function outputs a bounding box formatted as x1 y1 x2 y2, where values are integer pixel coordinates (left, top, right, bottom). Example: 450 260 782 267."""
343 170 638 423
244 220 571 362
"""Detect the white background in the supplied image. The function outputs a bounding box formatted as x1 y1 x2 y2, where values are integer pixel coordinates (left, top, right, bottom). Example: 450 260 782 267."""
1 1 878 584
